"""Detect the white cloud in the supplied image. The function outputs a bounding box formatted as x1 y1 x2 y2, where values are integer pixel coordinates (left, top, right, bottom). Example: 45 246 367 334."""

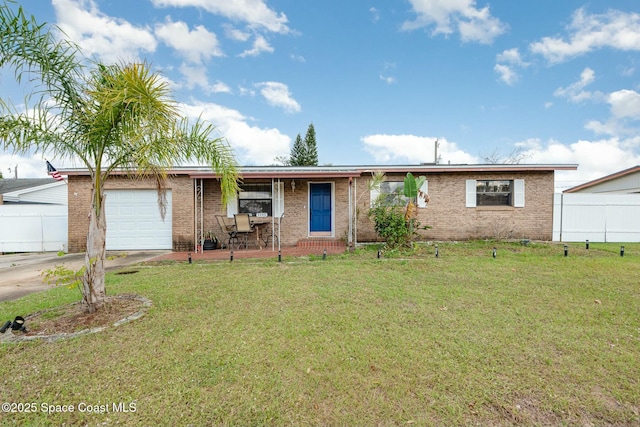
585 89 640 136
520 137 640 190
239 35 274 57
380 75 397 84
494 64 518 85
0 154 48 179
155 19 222 63
290 54 306 63
151 0 290 34
361 134 477 164
496 48 527 66
238 86 256 97
553 67 601 103
0 152 82 179
359 132 640 191
255 82 301 113
379 62 397 84
370 7 380 23
211 81 232 94
224 24 251 42
402 0 507 44
178 101 291 165
608 89 640 120
178 64 231 94
530 8 640 64
52 0 156 63
494 48 529 85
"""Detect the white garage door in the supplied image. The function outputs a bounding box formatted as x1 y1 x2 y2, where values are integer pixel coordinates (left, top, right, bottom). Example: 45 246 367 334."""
105 189 172 250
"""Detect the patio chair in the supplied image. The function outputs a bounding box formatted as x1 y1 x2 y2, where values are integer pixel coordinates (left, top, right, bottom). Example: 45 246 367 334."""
234 213 257 249
216 215 236 249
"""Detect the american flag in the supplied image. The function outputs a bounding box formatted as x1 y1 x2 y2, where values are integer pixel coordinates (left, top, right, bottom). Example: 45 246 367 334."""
46 160 64 181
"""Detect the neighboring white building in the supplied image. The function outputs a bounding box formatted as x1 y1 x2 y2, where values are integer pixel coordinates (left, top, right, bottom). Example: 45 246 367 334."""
564 165 640 194
553 166 640 242
0 179 68 252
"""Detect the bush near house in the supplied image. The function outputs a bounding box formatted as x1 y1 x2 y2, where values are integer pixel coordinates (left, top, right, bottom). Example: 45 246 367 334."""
369 172 429 248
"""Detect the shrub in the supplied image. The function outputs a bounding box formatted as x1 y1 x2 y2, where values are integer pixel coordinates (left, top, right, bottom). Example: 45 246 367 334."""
369 204 421 249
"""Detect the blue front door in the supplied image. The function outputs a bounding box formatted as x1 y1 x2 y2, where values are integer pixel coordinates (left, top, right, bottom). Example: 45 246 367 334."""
310 183 332 233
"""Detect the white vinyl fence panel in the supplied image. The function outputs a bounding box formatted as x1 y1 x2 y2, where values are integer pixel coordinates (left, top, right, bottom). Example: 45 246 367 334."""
0 205 68 252
553 193 640 242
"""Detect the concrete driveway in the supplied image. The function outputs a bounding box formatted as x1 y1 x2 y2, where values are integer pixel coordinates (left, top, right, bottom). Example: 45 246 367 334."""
0 251 168 302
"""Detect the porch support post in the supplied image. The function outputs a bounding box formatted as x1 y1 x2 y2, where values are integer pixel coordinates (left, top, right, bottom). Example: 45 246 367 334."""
193 179 197 253
271 178 275 251
199 178 203 252
278 178 281 252
193 178 204 253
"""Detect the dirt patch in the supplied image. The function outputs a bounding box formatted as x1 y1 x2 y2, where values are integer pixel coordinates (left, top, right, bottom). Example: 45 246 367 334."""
1 294 151 343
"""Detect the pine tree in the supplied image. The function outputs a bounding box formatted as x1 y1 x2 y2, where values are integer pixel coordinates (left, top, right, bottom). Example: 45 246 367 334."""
289 133 306 166
304 123 318 166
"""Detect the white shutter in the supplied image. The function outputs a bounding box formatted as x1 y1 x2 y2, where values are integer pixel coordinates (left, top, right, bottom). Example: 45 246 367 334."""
370 187 380 207
226 194 238 218
273 181 284 217
417 180 429 208
514 179 525 207
466 180 476 208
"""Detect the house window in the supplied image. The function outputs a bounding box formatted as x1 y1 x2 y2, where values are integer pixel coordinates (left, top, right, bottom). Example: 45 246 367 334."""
238 183 272 216
476 180 513 206
376 181 408 206
370 180 429 207
466 179 524 208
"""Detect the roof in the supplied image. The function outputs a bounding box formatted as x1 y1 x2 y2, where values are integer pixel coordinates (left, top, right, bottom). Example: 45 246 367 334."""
564 165 640 193
62 163 578 179
0 179 68 205
0 178 55 194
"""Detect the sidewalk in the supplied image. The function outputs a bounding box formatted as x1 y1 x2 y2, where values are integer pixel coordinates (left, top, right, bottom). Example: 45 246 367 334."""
0 251 169 303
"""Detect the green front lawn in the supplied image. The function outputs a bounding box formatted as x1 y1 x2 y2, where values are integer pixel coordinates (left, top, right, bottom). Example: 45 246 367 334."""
1 241 639 426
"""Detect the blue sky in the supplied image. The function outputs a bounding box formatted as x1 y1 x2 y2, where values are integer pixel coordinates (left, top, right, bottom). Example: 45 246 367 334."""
2 0 640 190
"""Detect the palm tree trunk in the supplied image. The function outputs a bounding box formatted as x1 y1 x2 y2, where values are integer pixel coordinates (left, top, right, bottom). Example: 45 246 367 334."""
82 191 107 313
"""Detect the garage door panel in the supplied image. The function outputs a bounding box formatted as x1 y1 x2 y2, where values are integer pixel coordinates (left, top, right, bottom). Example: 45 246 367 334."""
105 189 172 250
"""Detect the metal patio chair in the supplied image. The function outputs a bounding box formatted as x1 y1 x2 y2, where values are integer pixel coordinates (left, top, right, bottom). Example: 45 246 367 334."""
233 213 257 249
216 215 236 249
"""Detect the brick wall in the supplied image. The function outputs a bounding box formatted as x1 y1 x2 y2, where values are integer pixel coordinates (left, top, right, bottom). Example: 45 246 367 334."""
204 178 352 246
355 171 555 242
67 175 194 252
67 170 556 252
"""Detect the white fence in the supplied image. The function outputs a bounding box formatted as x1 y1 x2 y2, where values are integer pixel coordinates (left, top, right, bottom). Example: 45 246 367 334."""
553 193 640 242
0 205 68 252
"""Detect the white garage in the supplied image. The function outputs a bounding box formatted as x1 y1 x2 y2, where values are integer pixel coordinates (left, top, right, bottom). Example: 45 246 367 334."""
105 189 172 250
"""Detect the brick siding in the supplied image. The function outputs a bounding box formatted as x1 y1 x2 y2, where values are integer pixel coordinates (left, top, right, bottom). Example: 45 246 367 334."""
67 170 555 253
204 178 351 246
67 175 194 252
355 171 555 242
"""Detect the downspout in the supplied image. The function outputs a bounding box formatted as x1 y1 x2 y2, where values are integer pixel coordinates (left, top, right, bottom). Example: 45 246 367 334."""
193 179 197 252
200 178 204 251
348 177 353 251
278 178 281 252
271 178 275 251
354 177 358 247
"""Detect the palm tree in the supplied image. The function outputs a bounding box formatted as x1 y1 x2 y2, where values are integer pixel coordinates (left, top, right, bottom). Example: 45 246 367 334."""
0 3 239 312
